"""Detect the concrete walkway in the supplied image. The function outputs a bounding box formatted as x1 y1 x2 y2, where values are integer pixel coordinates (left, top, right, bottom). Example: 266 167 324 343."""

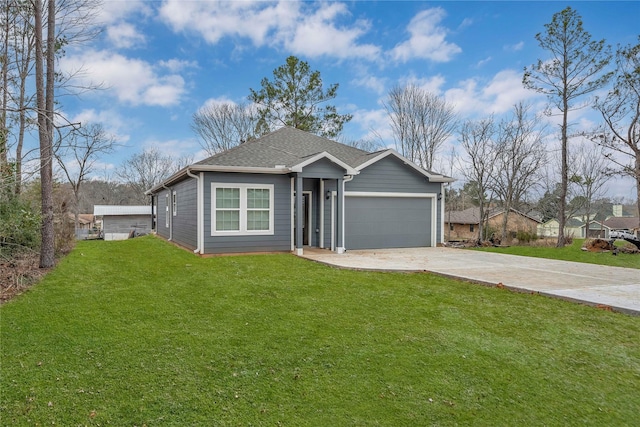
300 247 640 316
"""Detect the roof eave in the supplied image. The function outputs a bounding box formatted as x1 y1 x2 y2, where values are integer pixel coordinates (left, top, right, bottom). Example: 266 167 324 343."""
145 164 291 194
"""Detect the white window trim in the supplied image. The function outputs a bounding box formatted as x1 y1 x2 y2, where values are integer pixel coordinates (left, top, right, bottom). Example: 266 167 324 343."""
211 183 274 236
172 191 177 216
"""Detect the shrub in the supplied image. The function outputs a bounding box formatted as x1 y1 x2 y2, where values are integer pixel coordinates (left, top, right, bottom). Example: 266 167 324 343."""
516 230 538 244
0 196 41 255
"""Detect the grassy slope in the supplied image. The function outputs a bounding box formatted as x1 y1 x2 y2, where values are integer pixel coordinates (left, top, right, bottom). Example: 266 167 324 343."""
1 236 639 425
476 239 640 269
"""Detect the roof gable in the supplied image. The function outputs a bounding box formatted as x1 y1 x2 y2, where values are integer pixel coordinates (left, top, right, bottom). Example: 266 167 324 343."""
355 149 454 183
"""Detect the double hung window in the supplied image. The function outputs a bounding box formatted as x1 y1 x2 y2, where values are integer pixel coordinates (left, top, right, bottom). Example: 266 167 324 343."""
212 184 274 235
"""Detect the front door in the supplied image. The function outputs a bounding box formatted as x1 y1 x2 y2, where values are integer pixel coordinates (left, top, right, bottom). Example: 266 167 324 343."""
294 192 311 246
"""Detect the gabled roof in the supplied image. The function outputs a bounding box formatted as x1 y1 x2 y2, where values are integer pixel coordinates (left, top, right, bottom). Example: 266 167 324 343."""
604 216 640 230
196 126 370 169
445 207 542 225
147 127 453 193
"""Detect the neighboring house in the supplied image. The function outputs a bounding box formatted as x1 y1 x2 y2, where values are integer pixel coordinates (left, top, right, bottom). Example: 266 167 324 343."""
67 213 95 229
445 207 540 241
581 220 611 239
69 213 97 240
146 127 454 255
538 218 584 238
94 205 154 241
604 216 639 238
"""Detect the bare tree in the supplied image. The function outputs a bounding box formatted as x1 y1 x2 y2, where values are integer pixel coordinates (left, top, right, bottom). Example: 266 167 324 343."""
385 84 458 171
116 147 180 204
191 102 257 156
594 37 640 220
523 6 612 247
459 117 498 243
1 0 37 197
55 122 115 232
493 103 547 242
570 141 610 228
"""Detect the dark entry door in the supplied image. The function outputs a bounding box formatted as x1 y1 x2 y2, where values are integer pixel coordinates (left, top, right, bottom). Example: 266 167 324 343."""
294 193 310 246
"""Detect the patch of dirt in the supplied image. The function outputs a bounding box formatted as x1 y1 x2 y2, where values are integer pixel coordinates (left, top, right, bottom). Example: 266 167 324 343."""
0 252 48 304
583 238 615 252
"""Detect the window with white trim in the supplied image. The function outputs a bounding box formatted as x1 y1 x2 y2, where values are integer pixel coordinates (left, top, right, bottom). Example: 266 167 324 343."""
172 191 177 216
212 183 274 235
165 194 170 228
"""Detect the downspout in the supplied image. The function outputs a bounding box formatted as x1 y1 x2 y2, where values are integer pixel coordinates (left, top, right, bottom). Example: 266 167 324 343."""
186 169 203 254
340 175 354 253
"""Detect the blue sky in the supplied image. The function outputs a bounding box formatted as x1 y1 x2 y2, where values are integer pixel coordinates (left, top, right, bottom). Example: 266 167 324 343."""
51 0 639 200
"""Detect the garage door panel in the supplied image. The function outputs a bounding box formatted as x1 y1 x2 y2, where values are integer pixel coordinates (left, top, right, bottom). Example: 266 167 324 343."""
345 197 431 250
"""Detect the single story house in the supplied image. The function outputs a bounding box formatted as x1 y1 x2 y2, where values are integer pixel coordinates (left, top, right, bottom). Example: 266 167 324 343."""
445 207 540 241
93 205 154 241
604 216 639 237
146 127 454 255
537 218 584 238
581 220 611 239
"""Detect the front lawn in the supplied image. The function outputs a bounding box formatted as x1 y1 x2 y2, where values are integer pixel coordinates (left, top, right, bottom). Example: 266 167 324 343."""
1 236 639 425
476 239 640 269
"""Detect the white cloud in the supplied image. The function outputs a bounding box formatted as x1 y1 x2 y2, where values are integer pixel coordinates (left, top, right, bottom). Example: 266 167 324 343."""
143 137 199 160
106 22 146 49
351 108 394 145
60 50 186 107
278 3 380 59
400 74 447 95
390 8 462 63
159 0 380 60
69 109 130 144
444 69 537 116
99 0 152 25
504 41 525 52
159 0 293 45
351 75 387 95
476 56 492 68
482 69 534 113
158 59 198 72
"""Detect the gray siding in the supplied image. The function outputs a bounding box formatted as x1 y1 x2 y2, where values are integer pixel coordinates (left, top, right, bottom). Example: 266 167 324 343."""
203 173 292 254
156 189 170 239
300 158 346 179
103 215 153 235
170 178 198 250
348 155 439 193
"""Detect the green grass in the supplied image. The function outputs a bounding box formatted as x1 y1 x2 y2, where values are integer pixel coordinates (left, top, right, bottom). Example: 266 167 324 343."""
1 236 639 426
475 239 640 269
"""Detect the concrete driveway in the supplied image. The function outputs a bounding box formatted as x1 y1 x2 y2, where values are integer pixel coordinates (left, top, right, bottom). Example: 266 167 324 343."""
300 247 640 315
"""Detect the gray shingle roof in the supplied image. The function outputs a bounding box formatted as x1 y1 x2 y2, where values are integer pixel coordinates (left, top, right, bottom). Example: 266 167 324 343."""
196 126 374 168
604 216 640 230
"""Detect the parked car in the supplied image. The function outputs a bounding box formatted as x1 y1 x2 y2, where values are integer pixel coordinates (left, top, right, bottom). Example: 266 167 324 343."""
610 230 636 240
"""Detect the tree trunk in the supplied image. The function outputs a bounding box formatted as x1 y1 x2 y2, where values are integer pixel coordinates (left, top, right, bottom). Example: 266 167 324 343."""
34 0 56 268
0 1 9 185
557 96 569 247
636 153 640 227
